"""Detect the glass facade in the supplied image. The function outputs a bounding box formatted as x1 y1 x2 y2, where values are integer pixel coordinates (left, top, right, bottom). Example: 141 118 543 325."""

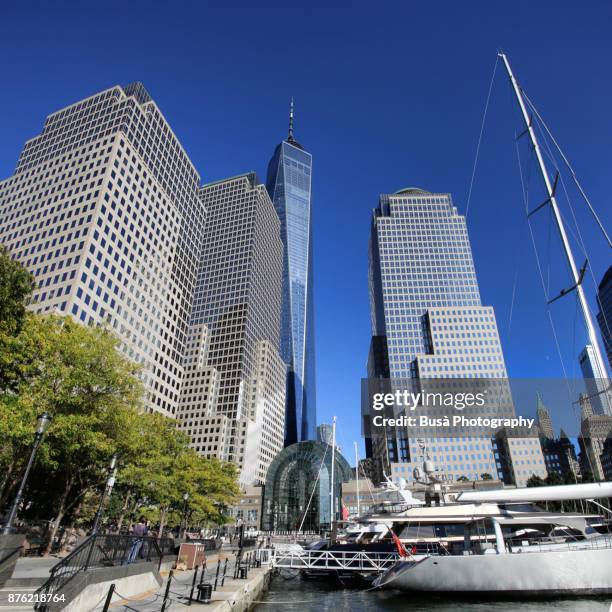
366 188 513 482
266 134 316 445
596 266 612 371
261 440 352 531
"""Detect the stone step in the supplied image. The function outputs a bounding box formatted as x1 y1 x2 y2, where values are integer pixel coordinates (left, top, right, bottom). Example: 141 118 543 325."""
0 585 38 611
3 577 46 588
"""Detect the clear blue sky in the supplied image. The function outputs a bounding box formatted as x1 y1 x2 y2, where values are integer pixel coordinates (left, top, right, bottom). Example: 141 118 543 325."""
1 1 611 460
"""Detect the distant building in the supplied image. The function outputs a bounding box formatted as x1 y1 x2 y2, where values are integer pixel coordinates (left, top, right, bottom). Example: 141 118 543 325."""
578 415 612 481
540 430 581 481
535 394 555 440
601 436 612 481
494 427 548 487
535 396 580 481
316 424 333 446
341 478 386 516
226 486 263 531
579 392 595 421
578 345 612 416
596 266 612 371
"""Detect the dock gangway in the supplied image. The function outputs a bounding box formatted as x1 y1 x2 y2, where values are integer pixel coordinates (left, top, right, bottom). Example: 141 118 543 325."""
258 548 400 573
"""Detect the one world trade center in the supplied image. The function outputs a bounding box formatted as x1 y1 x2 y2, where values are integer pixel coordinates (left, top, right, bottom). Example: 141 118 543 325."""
266 101 316 444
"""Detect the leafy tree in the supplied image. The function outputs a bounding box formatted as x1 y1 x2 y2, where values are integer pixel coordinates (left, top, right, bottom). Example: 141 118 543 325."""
114 413 239 537
480 472 493 481
526 474 546 487
545 471 564 486
0 255 240 549
0 396 38 508
456 475 470 482
4 315 142 553
0 245 34 335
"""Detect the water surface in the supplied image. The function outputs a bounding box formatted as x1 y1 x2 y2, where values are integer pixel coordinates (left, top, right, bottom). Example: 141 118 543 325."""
254 575 611 611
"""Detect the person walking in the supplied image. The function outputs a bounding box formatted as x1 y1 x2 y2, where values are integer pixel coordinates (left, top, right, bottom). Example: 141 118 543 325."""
127 516 148 563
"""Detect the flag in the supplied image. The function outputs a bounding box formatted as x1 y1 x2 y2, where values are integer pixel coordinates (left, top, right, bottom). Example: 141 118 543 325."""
341 499 349 521
389 528 409 558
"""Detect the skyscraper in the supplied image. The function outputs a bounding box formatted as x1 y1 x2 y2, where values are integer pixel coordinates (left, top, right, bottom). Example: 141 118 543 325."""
579 345 612 416
536 393 555 440
0 83 204 417
266 101 316 444
366 187 521 483
596 266 612 371
177 173 286 487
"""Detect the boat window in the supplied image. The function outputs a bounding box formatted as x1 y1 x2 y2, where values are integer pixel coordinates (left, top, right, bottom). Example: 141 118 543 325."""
498 503 541 512
397 524 436 539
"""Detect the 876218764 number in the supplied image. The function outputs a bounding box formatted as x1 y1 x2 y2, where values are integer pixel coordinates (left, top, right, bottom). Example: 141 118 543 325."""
7 592 66 604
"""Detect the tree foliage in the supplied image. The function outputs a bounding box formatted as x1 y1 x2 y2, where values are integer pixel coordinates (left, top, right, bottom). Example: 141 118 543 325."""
0 254 240 550
0 245 34 336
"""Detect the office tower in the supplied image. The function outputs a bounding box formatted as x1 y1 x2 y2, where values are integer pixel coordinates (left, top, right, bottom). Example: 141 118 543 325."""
536 393 555 439
579 345 612 416
265 101 316 444
579 392 594 421
366 188 517 483
177 173 286 487
494 427 548 487
596 266 612 371
0 83 203 416
579 414 612 481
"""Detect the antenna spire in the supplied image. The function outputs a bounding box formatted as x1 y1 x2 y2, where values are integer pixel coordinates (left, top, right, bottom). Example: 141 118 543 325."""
288 97 295 141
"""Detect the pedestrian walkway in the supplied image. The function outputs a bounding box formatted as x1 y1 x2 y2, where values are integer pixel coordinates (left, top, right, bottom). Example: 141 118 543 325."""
91 551 269 612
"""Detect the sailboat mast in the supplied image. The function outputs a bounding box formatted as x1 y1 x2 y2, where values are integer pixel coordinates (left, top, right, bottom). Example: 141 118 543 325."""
330 416 336 527
499 52 608 379
354 441 360 516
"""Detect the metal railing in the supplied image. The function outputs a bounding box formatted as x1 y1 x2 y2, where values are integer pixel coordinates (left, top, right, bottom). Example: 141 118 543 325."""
34 534 175 610
264 548 401 572
505 534 612 555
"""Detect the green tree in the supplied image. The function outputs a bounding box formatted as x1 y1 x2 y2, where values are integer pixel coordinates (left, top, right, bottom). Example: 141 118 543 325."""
0 245 34 335
6 315 143 553
109 412 239 536
526 474 546 487
480 472 493 481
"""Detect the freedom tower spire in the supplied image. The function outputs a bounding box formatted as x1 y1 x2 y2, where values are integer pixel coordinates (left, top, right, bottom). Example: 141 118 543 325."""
266 100 316 444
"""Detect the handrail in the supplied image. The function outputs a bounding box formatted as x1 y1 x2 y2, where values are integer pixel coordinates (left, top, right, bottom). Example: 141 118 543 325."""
34 534 176 611
266 548 401 572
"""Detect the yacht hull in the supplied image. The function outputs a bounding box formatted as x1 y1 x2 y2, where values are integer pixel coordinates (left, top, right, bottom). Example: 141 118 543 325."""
376 548 612 596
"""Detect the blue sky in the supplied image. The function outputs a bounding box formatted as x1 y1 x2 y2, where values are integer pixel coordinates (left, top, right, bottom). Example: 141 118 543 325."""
1 1 611 460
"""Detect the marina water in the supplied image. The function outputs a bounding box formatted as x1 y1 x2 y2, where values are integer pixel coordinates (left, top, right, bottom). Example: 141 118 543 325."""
254 575 611 611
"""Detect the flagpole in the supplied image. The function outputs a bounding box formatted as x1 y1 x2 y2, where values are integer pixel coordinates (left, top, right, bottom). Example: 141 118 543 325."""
330 416 336 531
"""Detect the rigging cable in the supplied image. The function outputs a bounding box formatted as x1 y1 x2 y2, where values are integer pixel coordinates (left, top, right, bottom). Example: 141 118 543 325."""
514 124 572 391
523 91 612 249
465 54 499 219
297 441 329 532
534 113 612 359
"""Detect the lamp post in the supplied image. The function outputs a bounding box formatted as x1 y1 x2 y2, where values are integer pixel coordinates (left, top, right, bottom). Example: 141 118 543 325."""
91 453 118 535
179 492 189 540
2 412 52 535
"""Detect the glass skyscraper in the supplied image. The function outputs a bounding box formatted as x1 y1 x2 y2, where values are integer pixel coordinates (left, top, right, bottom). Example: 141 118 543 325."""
266 102 316 444
366 187 521 483
596 266 612 371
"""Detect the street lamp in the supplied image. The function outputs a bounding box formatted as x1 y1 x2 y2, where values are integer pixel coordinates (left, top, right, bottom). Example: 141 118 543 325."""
2 412 52 535
179 492 189 540
91 453 118 535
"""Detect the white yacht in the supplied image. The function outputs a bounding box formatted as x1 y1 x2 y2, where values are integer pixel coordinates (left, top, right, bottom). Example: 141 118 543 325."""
373 481 612 596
